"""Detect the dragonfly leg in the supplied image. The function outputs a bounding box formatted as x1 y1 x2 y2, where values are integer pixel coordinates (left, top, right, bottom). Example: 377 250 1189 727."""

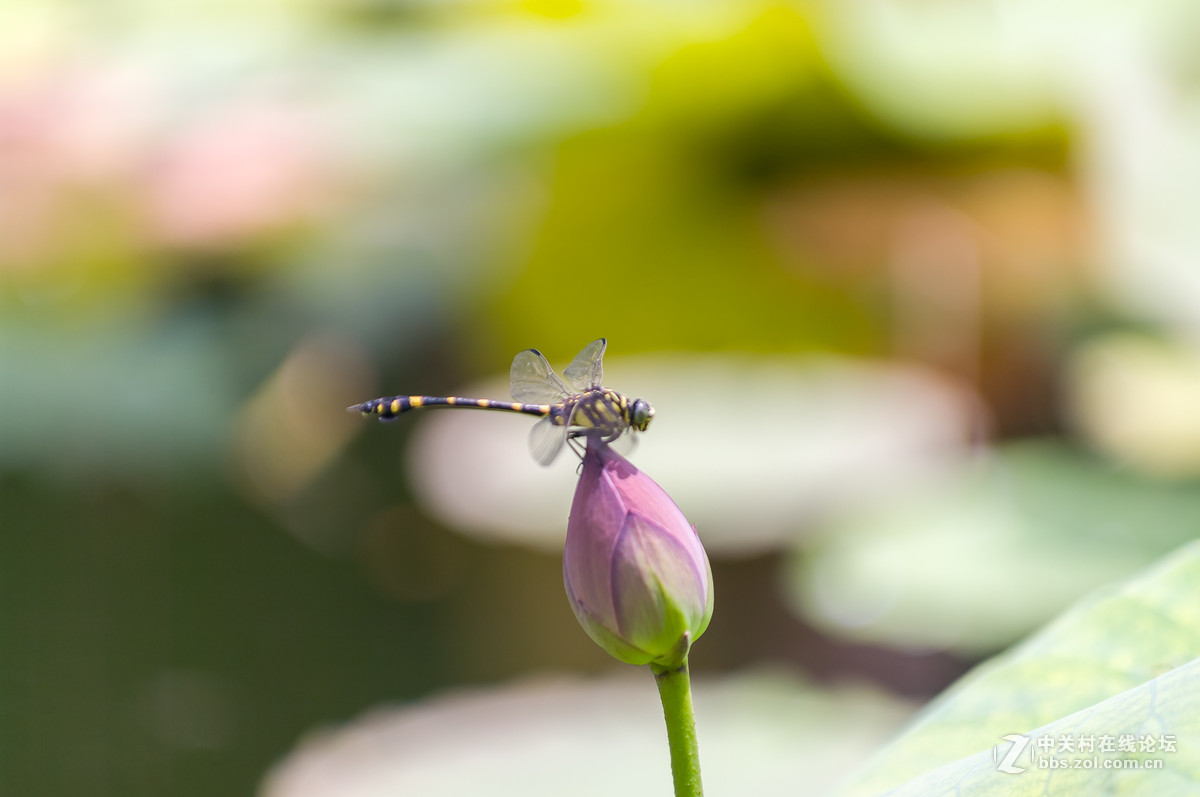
566 434 587 462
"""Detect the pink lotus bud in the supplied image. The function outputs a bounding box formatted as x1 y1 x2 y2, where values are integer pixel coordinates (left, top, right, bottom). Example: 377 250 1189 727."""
564 439 714 668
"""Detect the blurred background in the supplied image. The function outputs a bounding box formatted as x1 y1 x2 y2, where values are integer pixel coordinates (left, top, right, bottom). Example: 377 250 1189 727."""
5 1 1200 794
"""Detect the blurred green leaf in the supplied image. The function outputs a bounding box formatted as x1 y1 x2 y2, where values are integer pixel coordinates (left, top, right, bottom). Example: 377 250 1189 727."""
834 539 1200 796
262 671 916 797
789 442 1200 653
406 354 972 555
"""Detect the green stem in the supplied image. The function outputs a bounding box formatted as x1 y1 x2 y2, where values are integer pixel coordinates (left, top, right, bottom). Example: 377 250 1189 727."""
651 659 704 797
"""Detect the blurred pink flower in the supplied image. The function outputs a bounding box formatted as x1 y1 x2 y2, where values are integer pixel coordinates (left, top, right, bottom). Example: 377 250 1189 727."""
0 61 341 275
0 63 153 271
564 439 713 668
145 100 337 250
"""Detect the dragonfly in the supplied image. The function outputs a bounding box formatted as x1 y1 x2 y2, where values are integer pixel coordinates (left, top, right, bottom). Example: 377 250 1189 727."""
348 338 654 465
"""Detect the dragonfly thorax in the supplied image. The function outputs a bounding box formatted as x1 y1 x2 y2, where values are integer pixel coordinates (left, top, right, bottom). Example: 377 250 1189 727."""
552 389 654 436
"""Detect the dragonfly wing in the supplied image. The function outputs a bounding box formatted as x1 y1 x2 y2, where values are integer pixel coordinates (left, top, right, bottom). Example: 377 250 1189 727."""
528 416 569 466
608 428 638 457
563 338 606 391
511 349 571 403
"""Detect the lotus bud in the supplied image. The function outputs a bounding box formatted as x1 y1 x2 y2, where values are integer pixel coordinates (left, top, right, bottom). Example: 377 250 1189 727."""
563 439 714 668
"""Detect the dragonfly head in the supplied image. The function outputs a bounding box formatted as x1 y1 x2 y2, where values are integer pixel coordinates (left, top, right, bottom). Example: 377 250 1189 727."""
629 398 655 432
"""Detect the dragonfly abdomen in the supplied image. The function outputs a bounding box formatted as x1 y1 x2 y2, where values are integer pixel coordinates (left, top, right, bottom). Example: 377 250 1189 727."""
351 395 553 422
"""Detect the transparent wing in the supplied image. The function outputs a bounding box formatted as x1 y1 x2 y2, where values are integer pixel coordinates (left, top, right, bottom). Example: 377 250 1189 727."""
528 416 570 466
608 428 638 458
562 338 606 391
511 349 572 403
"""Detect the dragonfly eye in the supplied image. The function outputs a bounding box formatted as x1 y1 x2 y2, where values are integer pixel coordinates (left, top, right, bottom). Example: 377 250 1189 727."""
630 399 654 431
